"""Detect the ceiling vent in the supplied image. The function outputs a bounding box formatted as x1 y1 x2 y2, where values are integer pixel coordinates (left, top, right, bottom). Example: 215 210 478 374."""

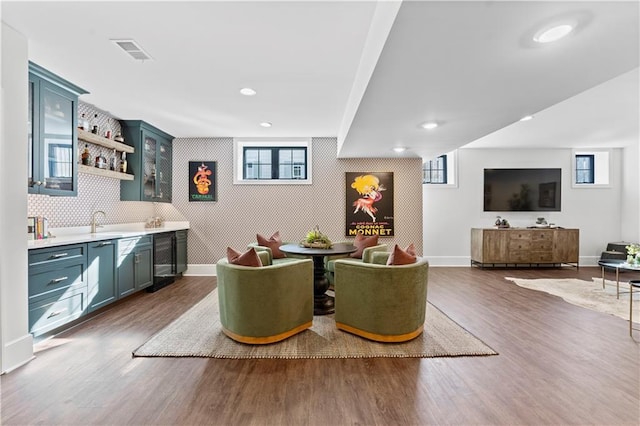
111 39 152 61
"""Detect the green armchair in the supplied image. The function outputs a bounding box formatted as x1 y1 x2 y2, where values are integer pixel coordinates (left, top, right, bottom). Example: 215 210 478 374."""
216 256 314 344
333 256 429 342
325 243 388 286
247 241 304 265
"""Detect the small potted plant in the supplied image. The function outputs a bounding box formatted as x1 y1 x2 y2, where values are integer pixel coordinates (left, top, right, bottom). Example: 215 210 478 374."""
625 243 640 265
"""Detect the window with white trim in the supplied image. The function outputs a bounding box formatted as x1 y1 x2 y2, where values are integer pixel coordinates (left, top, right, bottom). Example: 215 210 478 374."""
423 150 457 186
423 155 447 184
572 149 610 187
234 138 312 184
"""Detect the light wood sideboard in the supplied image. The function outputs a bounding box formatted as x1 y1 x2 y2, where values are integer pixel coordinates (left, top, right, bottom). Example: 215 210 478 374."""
470 228 579 268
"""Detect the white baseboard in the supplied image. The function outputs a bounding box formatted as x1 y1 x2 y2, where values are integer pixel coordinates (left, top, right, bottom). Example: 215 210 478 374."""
2 333 34 374
183 264 216 276
424 256 600 267
423 256 472 267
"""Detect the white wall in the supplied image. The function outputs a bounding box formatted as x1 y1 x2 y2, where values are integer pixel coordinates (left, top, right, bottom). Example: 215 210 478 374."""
1 23 34 373
620 142 640 241
424 147 631 266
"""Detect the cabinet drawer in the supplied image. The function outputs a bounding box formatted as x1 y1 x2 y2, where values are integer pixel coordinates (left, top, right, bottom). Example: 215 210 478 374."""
29 288 87 337
529 252 554 262
509 240 531 251
530 240 552 251
509 232 531 241
531 231 553 242
508 251 532 263
29 263 85 300
29 244 86 268
118 235 153 255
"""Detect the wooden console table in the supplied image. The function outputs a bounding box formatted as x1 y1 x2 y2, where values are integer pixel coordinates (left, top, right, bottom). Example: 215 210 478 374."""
470 228 579 268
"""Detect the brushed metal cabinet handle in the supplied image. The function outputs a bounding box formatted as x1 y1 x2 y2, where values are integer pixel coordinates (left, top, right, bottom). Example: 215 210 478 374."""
49 276 68 284
47 308 67 319
50 253 69 259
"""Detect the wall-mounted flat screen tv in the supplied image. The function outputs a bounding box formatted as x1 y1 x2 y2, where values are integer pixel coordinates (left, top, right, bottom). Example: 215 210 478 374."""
484 168 561 212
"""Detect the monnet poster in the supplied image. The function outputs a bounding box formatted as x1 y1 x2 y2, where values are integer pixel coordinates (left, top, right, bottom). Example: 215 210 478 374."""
189 161 217 202
345 172 394 237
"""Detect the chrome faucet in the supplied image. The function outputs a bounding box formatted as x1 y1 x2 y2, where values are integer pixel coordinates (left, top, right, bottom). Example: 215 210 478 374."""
91 210 106 233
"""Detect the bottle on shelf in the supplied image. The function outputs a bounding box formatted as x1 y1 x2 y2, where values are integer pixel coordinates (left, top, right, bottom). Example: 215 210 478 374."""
91 114 99 134
81 144 91 165
78 113 89 131
119 152 128 173
109 149 117 171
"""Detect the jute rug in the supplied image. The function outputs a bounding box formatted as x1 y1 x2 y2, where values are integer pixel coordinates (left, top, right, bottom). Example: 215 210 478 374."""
133 290 497 359
505 277 640 323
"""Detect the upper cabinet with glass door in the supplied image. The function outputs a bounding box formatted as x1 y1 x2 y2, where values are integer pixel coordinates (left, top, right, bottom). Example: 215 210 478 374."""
119 120 173 203
28 62 88 196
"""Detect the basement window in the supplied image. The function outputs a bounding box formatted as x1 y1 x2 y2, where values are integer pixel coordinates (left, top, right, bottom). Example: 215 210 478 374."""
234 138 312 185
423 150 457 187
572 149 610 187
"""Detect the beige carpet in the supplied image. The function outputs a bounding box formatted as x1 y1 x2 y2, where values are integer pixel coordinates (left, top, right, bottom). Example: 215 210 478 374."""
133 290 497 359
505 276 640 323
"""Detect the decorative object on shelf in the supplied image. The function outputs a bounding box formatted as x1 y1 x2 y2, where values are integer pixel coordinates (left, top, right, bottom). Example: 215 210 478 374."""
626 243 640 266
78 113 89 131
188 161 217 202
119 152 128 173
494 216 510 228
81 144 91 165
114 133 125 143
91 113 99 134
109 149 117 171
94 155 107 169
301 225 333 248
534 217 549 228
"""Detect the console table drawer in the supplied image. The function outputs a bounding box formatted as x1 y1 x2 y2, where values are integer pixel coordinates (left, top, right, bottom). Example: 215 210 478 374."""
509 240 532 250
529 252 554 262
508 251 532 263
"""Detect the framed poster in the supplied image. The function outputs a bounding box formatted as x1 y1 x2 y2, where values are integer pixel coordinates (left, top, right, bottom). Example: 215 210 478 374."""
189 161 217 202
345 172 394 237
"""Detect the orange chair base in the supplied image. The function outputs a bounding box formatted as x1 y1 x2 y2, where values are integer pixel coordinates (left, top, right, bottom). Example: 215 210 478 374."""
222 321 312 344
335 322 424 343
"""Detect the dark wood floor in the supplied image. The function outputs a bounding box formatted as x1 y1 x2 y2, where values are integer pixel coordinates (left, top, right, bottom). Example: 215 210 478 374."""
2 266 639 425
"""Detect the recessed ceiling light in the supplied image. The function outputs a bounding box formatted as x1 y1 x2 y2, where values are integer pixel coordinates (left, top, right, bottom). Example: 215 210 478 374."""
240 88 256 96
392 147 406 153
533 24 574 43
519 115 534 121
421 122 438 130
260 122 272 128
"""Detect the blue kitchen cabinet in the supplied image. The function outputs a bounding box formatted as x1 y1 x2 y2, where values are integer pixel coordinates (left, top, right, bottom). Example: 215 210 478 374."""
28 62 87 196
117 235 153 297
28 244 88 336
119 120 173 203
87 240 118 312
176 230 188 275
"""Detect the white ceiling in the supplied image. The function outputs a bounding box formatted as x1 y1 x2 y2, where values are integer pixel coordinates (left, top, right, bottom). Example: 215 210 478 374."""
2 1 638 159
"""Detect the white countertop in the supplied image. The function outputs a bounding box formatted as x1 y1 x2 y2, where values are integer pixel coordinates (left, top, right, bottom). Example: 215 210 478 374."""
28 221 190 250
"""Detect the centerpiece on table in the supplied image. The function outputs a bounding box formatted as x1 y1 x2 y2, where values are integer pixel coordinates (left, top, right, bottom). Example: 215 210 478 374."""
625 243 640 266
301 225 333 249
